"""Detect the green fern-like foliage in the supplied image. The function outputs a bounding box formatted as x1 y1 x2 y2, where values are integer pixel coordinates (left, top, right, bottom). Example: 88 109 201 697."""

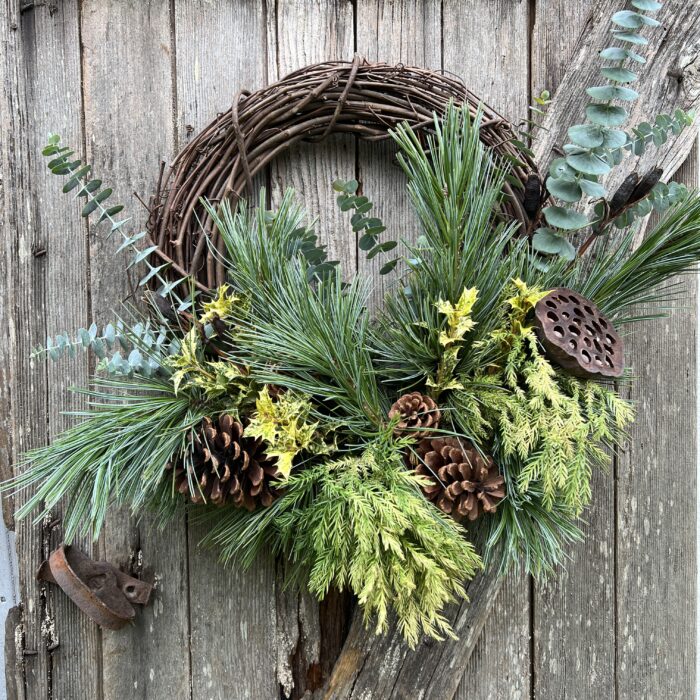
451 280 634 515
274 444 482 647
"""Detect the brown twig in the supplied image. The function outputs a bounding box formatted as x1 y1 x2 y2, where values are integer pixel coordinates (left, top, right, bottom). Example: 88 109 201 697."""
148 57 541 293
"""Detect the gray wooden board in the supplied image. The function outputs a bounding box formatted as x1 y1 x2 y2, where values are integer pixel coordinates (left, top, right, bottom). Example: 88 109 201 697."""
79 1 192 698
530 2 618 698
616 144 698 699
174 3 281 699
1 1 698 698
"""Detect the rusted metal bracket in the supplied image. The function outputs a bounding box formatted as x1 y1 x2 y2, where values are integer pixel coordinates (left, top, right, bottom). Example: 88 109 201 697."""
36 544 152 630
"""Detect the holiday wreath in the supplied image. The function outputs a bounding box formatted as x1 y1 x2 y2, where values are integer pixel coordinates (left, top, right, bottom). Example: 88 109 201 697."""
8 2 700 647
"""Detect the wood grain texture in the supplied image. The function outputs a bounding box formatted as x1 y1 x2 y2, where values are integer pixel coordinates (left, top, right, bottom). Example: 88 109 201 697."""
22 4 102 699
529 3 619 698
443 0 530 124
533 0 700 184
80 1 190 698
0 1 41 696
355 0 441 310
444 3 532 697
1 2 102 698
174 3 281 699
615 145 698 699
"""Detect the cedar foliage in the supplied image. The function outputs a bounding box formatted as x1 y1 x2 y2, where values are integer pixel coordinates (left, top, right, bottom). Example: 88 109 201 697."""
276 445 482 647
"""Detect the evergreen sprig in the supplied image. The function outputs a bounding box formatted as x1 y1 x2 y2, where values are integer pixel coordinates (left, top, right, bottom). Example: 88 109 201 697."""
9 376 207 541
333 178 398 274
207 193 389 432
201 441 482 647
372 104 528 387
32 315 181 377
569 191 700 323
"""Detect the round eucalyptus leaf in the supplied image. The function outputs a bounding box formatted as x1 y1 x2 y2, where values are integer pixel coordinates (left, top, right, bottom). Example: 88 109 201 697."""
632 0 662 9
587 85 639 102
578 178 606 198
613 30 648 45
599 46 628 60
586 103 628 127
568 124 604 148
546 176 583 203
600 67 638 83
602 129 627 149
532 228 577 261
549 158 577 181
543 206 589 231
612 10 646 28
566 152 611 176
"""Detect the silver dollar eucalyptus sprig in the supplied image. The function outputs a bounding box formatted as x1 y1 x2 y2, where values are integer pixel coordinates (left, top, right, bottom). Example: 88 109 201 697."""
535 0 695 261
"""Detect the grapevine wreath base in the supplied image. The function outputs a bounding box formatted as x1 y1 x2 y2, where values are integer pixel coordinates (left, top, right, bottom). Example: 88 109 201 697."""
10 2 700 660
148 57 544 291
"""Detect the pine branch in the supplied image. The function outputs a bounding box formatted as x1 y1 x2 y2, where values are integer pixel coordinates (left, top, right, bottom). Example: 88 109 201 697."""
567 191 700 323
5 376 209 541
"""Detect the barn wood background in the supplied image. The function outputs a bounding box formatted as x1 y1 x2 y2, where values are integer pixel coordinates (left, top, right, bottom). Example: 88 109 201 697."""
1 0 699 698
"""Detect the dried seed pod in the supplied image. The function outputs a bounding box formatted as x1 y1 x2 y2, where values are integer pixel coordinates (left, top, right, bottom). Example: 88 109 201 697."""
628 167 663 205
608 173 639 215
522 173 542 220
533 288 624 378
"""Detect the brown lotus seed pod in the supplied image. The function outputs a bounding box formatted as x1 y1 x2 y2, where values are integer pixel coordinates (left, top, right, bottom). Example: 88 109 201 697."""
533 288 624 379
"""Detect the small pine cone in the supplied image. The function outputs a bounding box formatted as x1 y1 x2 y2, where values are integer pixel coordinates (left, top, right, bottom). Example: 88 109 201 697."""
388 392 441 439
415 437 505 521
170 414 279 510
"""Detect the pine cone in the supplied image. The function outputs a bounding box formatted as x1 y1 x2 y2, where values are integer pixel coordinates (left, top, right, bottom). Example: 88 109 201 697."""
388 392 441 439
170 414 279 510
414 437 505 521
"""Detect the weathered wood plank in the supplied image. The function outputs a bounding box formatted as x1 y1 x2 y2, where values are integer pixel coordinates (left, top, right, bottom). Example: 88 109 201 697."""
529 3 619 698
173 2 281 699
531 4 700 696
533 0 700 184
355 0 441 310
615 144 698 699
267 3 355 696
4 605 23 700
456 574 530 700
443 3 532 698
0 2 38 695
22 4 103 699
1 2 103 698
443 0 530 125
80 2 190 698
